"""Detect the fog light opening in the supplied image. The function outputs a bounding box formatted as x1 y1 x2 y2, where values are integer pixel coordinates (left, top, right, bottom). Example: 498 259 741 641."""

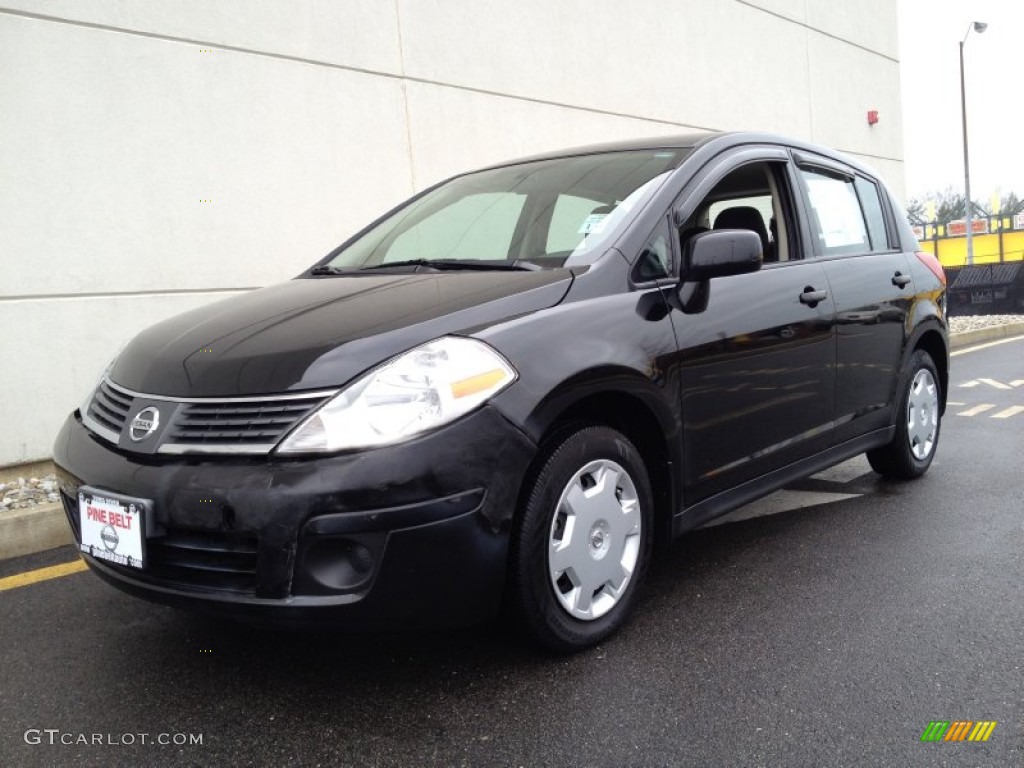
300 536 380 593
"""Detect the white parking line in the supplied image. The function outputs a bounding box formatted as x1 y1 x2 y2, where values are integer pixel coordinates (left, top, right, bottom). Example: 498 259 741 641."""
958 378 1017 390
957 404 996 417
991 406 1024 419
951 334 1024 357
979 378 1012 390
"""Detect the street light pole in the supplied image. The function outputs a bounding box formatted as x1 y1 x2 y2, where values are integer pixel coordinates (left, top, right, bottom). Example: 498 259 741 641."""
960 21 987 266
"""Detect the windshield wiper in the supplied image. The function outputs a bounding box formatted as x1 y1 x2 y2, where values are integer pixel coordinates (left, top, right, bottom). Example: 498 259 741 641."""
357 258 543 272
309 265 355 275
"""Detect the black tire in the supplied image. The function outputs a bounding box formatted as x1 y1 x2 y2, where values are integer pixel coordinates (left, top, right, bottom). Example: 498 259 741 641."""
867 348 942 479
509 425 654 653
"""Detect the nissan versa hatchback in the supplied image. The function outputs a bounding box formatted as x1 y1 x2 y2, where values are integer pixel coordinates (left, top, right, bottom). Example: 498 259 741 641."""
54 132 948 651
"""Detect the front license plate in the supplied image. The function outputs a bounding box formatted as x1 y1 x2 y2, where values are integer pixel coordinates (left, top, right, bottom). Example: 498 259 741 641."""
78 490 146 569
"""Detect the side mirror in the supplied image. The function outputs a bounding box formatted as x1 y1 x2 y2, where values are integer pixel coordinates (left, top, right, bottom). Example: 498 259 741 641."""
674 229 763 314
682 229 763 282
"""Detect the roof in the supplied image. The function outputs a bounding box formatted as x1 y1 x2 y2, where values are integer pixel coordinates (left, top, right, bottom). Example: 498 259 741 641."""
473 131 879 179
496 132 717 164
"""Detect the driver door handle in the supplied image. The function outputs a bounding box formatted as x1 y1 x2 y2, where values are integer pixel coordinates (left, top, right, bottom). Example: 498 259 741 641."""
799 287 828 306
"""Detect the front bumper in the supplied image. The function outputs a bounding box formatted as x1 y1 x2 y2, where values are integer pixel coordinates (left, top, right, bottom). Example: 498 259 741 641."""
53 405 536 628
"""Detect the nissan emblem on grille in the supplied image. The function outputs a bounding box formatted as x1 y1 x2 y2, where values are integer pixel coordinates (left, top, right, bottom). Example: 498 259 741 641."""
128 406 160 441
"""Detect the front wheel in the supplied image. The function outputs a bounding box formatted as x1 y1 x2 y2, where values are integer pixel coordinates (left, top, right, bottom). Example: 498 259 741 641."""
509 426 654 652
867 349 942 479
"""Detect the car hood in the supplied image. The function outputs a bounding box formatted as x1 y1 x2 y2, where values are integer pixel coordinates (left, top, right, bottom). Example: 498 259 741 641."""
111 271 573 397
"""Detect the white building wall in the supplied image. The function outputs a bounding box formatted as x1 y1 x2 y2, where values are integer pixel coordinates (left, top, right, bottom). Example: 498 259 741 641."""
0 0 904 465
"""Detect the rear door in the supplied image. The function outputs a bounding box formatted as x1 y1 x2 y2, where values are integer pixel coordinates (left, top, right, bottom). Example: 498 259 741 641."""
793 156 916 441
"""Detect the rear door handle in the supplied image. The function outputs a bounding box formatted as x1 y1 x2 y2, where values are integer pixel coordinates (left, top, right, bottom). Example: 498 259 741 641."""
799 287 828 306
892 272 912 288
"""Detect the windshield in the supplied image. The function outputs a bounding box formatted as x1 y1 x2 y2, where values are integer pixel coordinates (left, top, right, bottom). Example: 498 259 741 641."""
319 149 686 272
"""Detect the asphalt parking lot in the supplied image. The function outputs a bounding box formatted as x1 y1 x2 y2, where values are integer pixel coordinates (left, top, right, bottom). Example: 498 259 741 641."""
1 336 1021 768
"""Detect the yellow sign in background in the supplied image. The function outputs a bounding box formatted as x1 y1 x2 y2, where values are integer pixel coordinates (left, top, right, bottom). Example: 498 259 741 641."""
917 219 1024 268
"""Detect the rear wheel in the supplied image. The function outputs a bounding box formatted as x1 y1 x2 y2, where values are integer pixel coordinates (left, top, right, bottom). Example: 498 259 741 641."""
867 349 942 479
509 426 653 652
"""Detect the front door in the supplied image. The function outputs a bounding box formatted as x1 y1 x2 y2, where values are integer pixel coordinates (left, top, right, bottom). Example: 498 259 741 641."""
670 154 837 505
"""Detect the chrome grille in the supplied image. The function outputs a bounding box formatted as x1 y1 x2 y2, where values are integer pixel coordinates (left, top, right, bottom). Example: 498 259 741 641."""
165 397 327 450
81 378 335 455
84 379 132 438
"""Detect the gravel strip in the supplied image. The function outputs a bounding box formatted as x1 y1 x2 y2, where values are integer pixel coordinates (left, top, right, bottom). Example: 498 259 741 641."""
0 316 1019 512
949 314 1023 334
1 475 60 511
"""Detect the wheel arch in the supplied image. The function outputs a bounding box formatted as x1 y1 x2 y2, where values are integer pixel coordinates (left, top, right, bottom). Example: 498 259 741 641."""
908 325 949 414
515 372 681 551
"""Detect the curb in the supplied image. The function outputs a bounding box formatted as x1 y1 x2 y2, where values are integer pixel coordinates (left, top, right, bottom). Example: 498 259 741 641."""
0 503 73 561
950 322 1024 350
2 324 1022 564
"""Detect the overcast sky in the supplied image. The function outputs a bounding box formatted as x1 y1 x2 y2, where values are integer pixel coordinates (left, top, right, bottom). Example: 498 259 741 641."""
899 0 1024 203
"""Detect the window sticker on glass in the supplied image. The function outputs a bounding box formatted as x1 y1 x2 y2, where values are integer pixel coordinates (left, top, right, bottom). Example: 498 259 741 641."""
578 212 609 235
802 172 868 250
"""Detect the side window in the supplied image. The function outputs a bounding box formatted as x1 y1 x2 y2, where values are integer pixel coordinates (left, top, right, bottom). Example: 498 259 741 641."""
387 192 525 262
708 196 772 232
677 161 795 263
799 168 870 256
634 217 673 281
854 177 890 251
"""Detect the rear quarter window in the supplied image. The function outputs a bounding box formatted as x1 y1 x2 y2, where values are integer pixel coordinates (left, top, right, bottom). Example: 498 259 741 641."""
854 176 891 251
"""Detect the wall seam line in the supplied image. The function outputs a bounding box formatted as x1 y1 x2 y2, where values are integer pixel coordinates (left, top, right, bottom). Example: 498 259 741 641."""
836 148 903 163
732 0 900 62
391 0 417 193
0 6 725 133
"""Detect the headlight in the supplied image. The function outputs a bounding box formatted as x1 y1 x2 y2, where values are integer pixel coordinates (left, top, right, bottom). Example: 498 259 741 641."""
276 336 517 454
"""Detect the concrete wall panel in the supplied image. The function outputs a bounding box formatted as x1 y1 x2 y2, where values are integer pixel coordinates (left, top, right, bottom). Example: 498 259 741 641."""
0 292 243 465
404 82 690 189
1 14 413 297
738 0 806 24
1 0 402 73
807 32 903 176
398 0 812 136
806 0 899 60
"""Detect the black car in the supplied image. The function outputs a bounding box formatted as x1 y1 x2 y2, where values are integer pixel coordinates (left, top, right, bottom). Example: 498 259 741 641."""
54 132 948 651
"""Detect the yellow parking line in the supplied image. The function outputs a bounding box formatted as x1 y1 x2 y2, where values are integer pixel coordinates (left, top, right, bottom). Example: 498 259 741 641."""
0 559 88 592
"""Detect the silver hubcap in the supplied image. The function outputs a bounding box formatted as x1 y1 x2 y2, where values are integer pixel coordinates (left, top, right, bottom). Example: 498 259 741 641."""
547 459 642 621
907 368 939 460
